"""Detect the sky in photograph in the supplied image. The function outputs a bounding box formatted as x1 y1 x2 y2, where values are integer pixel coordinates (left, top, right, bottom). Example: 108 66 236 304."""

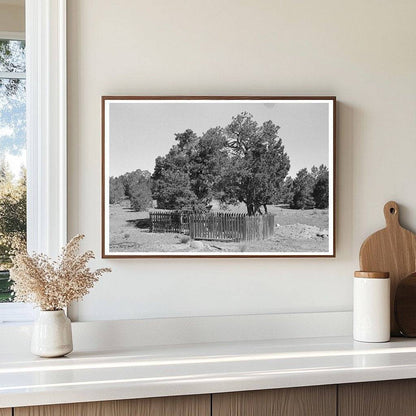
108 101 330 178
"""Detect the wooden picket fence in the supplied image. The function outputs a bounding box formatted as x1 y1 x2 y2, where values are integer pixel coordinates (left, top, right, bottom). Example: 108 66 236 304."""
150 211 274 242
189 213 274 242
149 210 190 233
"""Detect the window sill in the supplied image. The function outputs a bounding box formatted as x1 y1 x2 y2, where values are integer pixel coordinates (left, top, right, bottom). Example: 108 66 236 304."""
0 303 35 324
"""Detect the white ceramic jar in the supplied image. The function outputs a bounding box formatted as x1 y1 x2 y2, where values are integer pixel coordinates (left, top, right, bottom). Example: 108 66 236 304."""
353 271 390 343
31 310 73 357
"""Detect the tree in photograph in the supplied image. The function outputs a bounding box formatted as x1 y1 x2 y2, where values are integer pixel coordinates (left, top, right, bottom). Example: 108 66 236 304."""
311 165 319 180
279 176 294 205
151 130 200 210
189 127 229 208
312 164 329 209
221 113 290 215
151 129 227 212
123 170 153 211
109 176 125 204
291 168 316 209
175 129 198 154
109 169 153 211
152 158 197 210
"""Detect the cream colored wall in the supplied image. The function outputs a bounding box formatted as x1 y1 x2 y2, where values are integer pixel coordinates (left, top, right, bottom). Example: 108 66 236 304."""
67 0 416 321
0 4 24 33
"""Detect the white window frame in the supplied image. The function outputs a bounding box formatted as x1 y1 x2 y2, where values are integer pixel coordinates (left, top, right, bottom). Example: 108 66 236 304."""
0 0 67 323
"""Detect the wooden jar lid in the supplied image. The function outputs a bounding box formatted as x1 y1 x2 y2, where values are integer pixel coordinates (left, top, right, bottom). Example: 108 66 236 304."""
354 271 390 279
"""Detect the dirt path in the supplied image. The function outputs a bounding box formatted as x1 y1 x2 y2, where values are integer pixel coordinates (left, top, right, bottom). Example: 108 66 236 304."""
109 204 329 253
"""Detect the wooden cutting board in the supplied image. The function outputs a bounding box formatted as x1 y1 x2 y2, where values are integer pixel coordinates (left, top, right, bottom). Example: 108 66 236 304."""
359 201 416 335
395 273 416 337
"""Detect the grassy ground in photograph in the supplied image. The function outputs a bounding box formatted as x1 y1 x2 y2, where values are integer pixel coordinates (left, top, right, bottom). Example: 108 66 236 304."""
109 203 329 254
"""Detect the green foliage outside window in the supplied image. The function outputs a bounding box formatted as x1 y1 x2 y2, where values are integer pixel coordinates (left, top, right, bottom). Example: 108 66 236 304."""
0 39 27 302
0 161 26 302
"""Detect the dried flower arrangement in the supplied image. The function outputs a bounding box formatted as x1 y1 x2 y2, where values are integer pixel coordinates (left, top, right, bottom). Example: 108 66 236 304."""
10 234 111 311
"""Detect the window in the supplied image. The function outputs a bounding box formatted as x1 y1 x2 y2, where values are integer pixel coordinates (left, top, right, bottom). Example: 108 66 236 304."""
0 34 26 306
0 1 67 324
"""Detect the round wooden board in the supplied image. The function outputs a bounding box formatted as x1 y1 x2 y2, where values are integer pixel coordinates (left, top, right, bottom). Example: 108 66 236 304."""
395 273 416 337
359 201 416 336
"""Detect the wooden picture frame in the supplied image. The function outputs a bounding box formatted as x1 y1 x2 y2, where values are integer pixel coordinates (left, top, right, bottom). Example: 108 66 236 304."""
102 96 336 258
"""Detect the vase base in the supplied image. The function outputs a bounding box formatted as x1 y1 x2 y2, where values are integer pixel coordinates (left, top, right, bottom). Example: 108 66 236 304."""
31 344 73 358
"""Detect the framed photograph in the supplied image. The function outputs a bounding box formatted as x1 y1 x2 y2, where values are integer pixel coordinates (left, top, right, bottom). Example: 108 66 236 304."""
102 96 336 258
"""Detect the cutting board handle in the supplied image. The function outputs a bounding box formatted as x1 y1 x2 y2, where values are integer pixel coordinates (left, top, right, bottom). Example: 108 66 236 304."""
384 201 400 228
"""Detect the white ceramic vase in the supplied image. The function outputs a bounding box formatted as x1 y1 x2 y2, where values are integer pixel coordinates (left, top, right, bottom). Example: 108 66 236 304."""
31 310 73 358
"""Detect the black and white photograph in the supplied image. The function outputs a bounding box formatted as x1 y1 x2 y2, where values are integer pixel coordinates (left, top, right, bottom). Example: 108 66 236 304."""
102 97 335 257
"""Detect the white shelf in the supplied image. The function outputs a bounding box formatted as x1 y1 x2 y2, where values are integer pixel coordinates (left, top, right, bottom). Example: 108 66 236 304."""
2 335 416 408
